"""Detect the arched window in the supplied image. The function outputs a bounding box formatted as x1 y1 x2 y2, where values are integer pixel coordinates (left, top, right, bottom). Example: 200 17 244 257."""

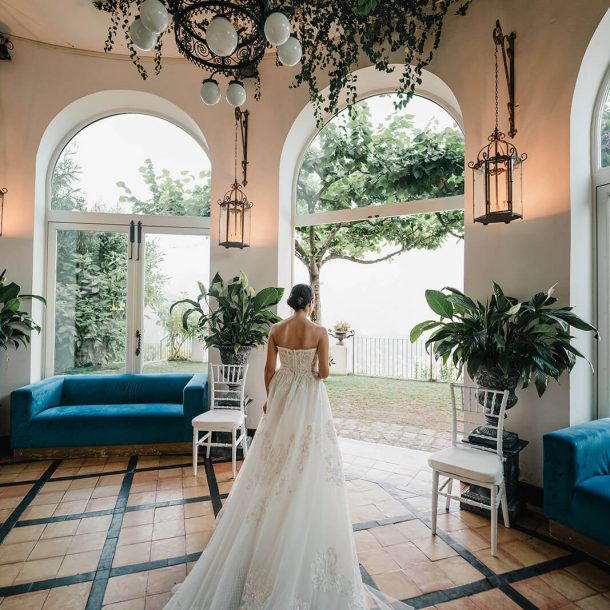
601 87 610 168
294 93 464 334
47 113 211 376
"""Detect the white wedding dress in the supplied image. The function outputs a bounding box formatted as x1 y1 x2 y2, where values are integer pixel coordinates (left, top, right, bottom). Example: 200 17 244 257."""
164 347 412 610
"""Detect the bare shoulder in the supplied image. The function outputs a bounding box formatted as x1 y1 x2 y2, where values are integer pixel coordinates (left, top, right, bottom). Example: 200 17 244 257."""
311 322 328 340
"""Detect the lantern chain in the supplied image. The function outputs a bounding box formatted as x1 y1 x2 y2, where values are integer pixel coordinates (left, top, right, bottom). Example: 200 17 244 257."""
494 35 499 134
234 114 239 186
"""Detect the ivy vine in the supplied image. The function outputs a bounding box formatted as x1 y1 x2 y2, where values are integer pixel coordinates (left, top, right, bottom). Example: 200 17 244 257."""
93 0 471 121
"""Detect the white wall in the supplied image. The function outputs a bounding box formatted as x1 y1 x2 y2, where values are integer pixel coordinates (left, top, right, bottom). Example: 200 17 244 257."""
0 1 608 484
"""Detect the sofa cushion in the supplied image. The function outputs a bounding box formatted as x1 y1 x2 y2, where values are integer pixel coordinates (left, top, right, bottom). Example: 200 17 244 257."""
31 403 185 447
571 475 610 546
60 374 194 406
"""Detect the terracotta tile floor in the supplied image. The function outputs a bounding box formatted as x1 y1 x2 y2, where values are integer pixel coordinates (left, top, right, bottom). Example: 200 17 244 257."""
0 441 604 609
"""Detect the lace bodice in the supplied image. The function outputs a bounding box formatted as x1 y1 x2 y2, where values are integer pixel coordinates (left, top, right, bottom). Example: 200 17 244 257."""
277 347 317 374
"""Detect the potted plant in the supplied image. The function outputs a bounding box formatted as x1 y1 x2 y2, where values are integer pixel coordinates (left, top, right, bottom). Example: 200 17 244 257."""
329 321 354 346
171 272 284 365
411 283 597 446
0 270 45 354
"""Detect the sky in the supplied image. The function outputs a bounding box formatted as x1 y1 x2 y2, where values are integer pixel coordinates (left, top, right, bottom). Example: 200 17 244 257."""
57 94 463 343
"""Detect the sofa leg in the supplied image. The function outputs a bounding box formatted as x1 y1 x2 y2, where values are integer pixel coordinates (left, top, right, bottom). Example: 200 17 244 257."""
192 429 198 477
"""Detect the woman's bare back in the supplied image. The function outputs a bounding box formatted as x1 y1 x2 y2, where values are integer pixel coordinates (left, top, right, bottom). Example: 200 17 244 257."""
270 316 324 350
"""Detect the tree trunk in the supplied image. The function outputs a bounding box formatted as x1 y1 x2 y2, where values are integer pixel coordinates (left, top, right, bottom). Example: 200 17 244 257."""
308 266 322 324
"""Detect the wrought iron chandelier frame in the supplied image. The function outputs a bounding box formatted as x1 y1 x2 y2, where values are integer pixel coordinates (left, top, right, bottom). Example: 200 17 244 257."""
169 0 271 79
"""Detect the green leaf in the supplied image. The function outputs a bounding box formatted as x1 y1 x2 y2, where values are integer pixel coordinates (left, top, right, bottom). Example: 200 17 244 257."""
425 290 453 319
409 320 438 343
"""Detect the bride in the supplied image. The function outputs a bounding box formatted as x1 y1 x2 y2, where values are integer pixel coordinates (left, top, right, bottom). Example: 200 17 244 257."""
164 284 411 609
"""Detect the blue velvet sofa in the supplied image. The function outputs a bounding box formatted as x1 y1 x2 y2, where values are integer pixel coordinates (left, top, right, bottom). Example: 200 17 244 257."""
10 373 208 449
543 418 610 546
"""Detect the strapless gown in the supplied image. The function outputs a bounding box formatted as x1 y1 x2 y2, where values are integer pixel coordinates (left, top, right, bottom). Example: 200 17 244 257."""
163 347 412 609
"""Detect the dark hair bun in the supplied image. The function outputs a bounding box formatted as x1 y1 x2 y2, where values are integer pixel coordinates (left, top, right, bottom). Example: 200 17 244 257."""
287 284 314 311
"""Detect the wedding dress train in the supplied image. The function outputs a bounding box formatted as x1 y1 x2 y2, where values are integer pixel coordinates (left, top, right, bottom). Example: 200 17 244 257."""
164 347 412 609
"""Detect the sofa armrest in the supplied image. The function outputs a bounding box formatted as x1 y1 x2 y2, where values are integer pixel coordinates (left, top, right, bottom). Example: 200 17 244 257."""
11 376 65 448
543 418 610 521
183 374 208 423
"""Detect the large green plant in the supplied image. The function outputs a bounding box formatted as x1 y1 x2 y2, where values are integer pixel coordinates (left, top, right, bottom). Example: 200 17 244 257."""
0 270 45 352
410 283 597 396
171 273 284 352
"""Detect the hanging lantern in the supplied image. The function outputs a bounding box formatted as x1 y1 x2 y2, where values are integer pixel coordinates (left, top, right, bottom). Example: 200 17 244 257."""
219 108 252 248
470 20 527 225
470 129 526 225
218 181 252 248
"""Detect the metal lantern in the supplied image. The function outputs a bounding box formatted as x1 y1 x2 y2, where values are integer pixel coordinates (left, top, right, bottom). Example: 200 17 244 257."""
470 20 527 225
470 129 526 225
219 109 252 248
218 181 252 248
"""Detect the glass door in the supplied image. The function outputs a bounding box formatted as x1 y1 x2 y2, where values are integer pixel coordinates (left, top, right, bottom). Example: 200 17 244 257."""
137 229 211 374
46 223 135 375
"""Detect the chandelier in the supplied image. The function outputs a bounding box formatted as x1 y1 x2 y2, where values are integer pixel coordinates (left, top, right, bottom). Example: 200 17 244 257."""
127 0 302 107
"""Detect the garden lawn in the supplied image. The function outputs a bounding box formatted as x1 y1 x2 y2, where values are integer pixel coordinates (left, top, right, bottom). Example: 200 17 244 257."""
325 375 452 434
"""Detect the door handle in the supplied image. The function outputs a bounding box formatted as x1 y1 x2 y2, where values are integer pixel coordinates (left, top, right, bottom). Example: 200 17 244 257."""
136 221 142 261
129 221 135 260
135 330 141 357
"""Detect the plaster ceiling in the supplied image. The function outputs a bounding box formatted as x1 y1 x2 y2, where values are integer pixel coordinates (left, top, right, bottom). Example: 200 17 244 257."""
0 0 182 56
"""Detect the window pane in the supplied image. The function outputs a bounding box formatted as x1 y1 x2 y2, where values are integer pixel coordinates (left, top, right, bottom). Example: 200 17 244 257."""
296 94 464 216
602 89 610 168
51 114 211 216
54 229 128 374
142 233 210 374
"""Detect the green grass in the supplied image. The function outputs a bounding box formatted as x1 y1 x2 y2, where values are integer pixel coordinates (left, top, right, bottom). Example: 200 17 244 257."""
142 361 206 374
62 361 207 375
326 375 452 432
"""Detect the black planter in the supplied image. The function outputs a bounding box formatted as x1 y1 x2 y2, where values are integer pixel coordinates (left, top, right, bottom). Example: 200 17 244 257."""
217 345 254 366
471 366 520 451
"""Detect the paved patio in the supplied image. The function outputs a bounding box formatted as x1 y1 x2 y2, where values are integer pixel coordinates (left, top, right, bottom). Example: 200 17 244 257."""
335 417 452 452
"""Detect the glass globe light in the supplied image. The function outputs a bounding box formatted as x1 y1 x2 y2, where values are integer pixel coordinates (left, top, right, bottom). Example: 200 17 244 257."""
206 16 238 57
277 35 302 67
226 81 246 107
140 0 170 35
264 11 291 46
199 78 222 106
200 79 221 105
129 17 157 52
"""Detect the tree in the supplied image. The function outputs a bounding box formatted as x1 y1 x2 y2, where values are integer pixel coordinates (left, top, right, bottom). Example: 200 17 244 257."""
296 100 465 322
117 159 211 217
602 95 610 168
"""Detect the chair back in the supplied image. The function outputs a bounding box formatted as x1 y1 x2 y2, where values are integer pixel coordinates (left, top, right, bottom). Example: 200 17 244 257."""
209 364 248 412
449 383 510 458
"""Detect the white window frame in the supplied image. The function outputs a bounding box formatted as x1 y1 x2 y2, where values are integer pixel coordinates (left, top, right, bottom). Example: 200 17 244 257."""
44 113 211 377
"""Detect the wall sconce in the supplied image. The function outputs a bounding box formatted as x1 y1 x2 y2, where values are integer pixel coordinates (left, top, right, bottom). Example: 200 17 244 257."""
0 34 13 61
0 189 6 236
469 20 527 225
219 108 252 248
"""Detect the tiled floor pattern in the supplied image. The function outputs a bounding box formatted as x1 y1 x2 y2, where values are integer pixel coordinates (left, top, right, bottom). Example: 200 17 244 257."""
0 440 605 610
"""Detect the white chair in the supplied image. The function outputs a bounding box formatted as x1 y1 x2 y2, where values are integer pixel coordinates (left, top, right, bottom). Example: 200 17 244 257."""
192 363 249 479
428 383 510 556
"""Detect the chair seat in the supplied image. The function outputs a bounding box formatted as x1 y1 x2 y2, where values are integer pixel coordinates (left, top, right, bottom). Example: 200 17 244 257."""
192 409 244 431
428 445 503 484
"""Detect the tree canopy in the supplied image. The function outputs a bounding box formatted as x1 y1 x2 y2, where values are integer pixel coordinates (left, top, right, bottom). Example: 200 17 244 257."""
295 98 465 322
